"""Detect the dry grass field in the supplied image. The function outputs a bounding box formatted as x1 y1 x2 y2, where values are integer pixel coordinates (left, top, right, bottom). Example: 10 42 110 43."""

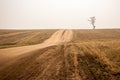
0 29 120 80
0 30 57 49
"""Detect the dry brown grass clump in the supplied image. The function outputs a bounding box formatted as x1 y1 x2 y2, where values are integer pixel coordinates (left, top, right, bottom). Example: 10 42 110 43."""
70 29 120 80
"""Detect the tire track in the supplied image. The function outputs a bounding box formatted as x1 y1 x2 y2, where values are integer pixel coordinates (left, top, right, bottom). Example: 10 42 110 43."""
0 30 74 80
0 30 73 65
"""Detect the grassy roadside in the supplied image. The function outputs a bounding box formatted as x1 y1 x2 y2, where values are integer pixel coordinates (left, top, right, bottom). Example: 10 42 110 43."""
66 29 120 80
0 30 57 49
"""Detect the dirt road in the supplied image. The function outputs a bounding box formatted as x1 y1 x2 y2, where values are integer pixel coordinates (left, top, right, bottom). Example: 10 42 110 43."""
0 30 73 80
0 30 73 64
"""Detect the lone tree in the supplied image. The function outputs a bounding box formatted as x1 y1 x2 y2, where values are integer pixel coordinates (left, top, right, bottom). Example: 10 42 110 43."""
88 16 96 29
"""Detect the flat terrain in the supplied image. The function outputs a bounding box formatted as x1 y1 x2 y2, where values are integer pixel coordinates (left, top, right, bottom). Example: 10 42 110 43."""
0 29 120 80
0 29 56 49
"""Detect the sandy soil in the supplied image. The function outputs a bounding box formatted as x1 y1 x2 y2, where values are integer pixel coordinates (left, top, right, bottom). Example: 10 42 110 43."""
0 29 73 66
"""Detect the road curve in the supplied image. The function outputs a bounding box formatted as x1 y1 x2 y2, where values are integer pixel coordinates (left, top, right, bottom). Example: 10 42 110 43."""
0 29 73 66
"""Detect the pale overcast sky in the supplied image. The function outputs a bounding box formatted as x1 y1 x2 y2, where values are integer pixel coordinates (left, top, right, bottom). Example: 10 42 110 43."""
0 0 120 29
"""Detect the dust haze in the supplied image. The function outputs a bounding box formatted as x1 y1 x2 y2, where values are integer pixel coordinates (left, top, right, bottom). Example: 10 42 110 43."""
0 0 120 29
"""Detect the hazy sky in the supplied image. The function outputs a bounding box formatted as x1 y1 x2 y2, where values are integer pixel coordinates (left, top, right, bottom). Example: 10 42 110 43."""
0 0 120 29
